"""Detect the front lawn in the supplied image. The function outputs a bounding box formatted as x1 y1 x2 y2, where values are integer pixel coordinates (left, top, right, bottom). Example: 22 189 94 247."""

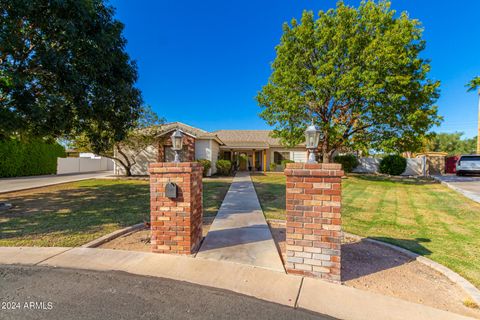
203 176 233 217
0 177 231 247
252 173 480 288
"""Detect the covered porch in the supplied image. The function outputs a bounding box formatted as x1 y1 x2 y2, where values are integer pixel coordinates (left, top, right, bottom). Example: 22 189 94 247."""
219 147 268 172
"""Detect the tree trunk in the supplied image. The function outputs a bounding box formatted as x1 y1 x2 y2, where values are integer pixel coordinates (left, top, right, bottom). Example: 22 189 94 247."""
321 139 330 163
115 146 134 177
322 152 330 163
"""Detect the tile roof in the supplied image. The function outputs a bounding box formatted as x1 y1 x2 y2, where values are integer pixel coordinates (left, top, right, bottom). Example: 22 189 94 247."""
156 122 208 137
213 130 282 147
150 122 304 149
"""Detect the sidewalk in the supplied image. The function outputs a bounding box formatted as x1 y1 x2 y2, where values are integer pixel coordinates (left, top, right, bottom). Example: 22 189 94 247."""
196 172 284 272
0 171 113 194
0 247 473 320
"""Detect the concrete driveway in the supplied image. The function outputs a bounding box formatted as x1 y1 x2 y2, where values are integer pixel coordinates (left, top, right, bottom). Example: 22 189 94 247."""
433 175 480 203
0 265 333 320
0 171 113 194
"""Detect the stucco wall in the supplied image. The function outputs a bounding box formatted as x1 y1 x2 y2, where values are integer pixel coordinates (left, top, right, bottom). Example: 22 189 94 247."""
195 140 211 161
210 140 220 175
57 157 113 174
114 145 157 176
195 139 214 176
352 158 381 173
291 151 307 163
352 157 425 176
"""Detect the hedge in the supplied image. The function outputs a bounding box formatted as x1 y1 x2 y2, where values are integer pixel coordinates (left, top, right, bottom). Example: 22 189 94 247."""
379 154 407 176
0 139 66 177
334 154 359 173
280 159 295 167
196 159 211 177
216 159 232 176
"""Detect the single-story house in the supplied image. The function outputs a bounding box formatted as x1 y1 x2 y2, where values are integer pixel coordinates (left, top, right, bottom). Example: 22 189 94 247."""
114 122 307 176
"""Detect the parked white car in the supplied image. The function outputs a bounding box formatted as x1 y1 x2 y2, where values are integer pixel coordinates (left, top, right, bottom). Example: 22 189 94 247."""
456 155 480 176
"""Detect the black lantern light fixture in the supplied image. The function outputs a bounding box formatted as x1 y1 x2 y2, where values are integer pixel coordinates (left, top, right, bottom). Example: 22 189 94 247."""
171 129 183 163
305 120 321 163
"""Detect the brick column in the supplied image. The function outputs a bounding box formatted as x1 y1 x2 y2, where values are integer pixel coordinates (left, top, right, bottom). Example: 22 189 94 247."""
284 163 343 282
149 162 203 255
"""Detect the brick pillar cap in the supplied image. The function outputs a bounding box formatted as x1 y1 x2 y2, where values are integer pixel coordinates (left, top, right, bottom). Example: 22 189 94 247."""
284 163 344 176
149 162 203 174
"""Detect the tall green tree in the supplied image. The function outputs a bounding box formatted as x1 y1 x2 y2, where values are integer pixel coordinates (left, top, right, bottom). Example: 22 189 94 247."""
467 76 480 154
257 0 440 162
0 0 142 152
468 77 480 92
426 132 476 155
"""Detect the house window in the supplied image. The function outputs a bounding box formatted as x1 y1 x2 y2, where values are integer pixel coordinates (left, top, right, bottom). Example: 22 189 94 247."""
222 151 232 160
273 151 290 165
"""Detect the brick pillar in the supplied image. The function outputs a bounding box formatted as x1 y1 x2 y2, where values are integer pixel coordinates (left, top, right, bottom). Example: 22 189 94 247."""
284 163 343 282
149 162 203 255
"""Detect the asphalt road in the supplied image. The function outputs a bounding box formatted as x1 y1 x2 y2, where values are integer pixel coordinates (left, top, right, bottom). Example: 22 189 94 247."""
0 265 334 320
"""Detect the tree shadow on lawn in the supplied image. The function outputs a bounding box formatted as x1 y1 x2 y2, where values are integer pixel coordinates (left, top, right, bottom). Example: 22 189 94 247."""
0 182 150 241
341 237 432 281
350 174 438 185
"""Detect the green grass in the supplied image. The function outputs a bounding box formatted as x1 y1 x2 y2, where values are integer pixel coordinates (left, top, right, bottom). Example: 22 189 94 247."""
251 173 286 220
0 177 232 247
251 173 480 288
202 176 233 217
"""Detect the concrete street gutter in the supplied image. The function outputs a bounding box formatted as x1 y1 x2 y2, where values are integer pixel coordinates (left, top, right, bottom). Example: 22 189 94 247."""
431 175 480 204
344 232 480 307
0 247 473 320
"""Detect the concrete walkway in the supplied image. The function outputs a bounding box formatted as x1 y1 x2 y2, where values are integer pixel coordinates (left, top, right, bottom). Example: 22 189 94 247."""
0 171 113 194
0 247 473 320
196 172 284 272
433 175 480 203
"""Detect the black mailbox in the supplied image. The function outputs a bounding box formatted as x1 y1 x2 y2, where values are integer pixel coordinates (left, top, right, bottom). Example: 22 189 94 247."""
165 182 178 198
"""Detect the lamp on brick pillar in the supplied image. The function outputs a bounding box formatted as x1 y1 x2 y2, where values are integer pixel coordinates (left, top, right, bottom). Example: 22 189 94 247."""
305 121 321 163
171 129 183 163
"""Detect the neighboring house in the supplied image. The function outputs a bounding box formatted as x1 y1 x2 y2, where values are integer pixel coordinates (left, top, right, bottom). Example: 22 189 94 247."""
113 122 307 176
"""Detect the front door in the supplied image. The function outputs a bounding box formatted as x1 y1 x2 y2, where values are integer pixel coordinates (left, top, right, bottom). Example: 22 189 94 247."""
239 153 247 171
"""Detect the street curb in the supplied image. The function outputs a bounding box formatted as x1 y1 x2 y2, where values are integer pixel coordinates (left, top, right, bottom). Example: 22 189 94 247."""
344 232 480 306
81 223 145 248
431 175 480 204
0 247 473 320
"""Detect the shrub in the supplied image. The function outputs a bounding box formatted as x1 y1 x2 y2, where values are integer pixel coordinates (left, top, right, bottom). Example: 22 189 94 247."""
269 162 277 171
196 159 211 177
0 138 66 177
216 159 232 176
334 154 359 173
379 154 407 175
280 159 295 167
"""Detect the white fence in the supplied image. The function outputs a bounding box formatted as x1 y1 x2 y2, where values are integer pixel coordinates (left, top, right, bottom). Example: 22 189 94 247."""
57 157 114 174
353 157 426 176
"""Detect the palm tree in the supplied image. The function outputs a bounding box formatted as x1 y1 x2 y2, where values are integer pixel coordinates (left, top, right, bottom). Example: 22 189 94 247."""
467 76 480 154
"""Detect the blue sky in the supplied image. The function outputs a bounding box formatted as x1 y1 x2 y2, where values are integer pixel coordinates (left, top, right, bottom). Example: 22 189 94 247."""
110 0 480 137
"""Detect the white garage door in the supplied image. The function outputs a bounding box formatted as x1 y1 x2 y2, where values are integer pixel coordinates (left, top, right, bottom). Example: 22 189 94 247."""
292 151 307 163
